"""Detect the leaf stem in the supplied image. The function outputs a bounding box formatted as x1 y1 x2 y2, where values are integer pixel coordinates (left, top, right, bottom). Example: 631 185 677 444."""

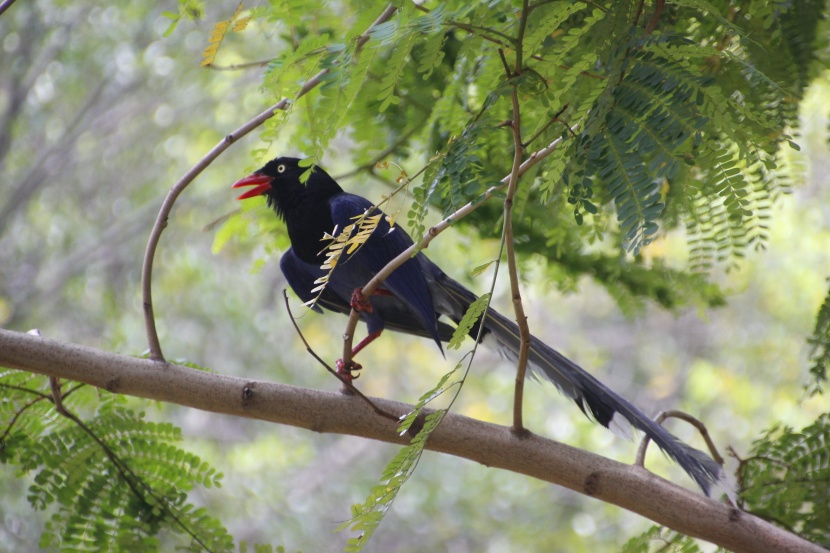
282 291 399 420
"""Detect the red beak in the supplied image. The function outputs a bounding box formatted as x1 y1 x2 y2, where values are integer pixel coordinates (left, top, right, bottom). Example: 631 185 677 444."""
232 174 273 200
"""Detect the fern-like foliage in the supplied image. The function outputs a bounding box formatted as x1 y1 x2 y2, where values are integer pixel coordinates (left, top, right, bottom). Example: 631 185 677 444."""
231 0 824 296
807 286 830 394
0 370 231 552
738 413 830 547
337 294 493 552
408 119 504 245
621 525 727 553
337 374 455 553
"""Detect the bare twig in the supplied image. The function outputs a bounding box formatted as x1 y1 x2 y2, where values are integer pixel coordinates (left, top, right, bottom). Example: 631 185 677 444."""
645 0 665 34
522 104 569 148
0 0 17 17
497 48 512 76
514 0 529 75
503 97 530 430
205 58 273 70
633 0 647 29
334 125 420 181
141 5 399 361
0 390 48 446
282 290 399 422
0 380 86 447
412 4 517 50
142 98 290 360
635 410 726 467
48 376 68 416
447 21 517 47
357 5 398 52
502 2 533 432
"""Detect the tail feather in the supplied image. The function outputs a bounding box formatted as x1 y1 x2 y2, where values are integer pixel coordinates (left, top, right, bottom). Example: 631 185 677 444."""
432 273 721 494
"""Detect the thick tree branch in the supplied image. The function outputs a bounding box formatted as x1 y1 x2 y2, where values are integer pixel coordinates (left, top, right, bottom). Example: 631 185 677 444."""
0 328 822 553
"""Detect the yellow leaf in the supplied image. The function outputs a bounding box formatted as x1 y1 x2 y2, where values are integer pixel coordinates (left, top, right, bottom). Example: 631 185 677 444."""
233 17 250 32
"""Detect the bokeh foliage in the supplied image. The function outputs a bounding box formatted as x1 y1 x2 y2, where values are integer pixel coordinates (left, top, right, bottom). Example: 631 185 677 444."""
1 0 830 551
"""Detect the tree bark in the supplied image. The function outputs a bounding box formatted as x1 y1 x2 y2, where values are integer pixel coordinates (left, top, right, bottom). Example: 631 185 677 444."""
0 328 822 553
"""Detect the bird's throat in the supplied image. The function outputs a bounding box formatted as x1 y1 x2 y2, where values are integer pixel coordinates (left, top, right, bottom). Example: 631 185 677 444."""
284 206 337 265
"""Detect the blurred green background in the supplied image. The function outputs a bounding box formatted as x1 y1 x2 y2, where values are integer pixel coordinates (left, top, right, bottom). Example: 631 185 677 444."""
1 2 828 551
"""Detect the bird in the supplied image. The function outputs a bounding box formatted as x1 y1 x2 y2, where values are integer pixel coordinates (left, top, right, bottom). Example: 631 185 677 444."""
232 156 721 494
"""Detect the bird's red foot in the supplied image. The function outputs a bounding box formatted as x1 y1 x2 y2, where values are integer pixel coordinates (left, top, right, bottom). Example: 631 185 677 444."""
350 288 373 313
336 358 362 382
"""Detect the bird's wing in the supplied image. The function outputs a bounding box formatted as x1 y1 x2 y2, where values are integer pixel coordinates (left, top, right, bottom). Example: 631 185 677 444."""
327 194 443 345
280 248 341 314
280 246 454 342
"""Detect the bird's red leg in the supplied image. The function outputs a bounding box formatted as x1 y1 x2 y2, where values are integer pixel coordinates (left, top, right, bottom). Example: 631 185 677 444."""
335 358 361 381
338 288 393 381
351 330 382 358
336 330 382 381
350 288 373 313
349 288 394 313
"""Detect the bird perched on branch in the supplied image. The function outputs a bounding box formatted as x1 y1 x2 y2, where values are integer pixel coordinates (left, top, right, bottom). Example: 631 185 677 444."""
232 156 721 494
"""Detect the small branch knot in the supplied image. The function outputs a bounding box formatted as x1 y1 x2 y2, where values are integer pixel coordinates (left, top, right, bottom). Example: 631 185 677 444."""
242 384 255 403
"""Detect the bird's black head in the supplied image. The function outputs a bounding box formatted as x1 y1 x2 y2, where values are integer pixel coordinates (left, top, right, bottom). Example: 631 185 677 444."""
232 156 343 220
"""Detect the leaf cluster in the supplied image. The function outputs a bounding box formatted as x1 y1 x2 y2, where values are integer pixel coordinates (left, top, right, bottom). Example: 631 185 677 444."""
737 413 830 547
807 285 830 394
0 370 231 552
232 0 822 319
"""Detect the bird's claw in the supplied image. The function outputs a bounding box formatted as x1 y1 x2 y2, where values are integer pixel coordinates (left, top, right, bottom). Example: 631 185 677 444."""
350 288 373 313
336 358 362 382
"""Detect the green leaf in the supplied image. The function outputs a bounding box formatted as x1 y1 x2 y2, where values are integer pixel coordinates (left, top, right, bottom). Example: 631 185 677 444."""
469 260 496 278
448 293 491 350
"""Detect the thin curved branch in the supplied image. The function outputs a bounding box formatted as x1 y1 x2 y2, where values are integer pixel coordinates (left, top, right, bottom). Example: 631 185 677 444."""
501 2 534 432
522 103 569 148
0 0 19 19
645 0 665 34
282 290 399 422
411 3 517 49
502 77 530 431
446 21 517 47
141 5 399 361
636 410 726 467
205 58 273 70
339 132 572 368
0 328 823 553
141 98 290 360
334 125 420 181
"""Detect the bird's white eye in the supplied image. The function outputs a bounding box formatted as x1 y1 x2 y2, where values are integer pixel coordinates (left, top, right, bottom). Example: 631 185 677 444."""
277 164 286 173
